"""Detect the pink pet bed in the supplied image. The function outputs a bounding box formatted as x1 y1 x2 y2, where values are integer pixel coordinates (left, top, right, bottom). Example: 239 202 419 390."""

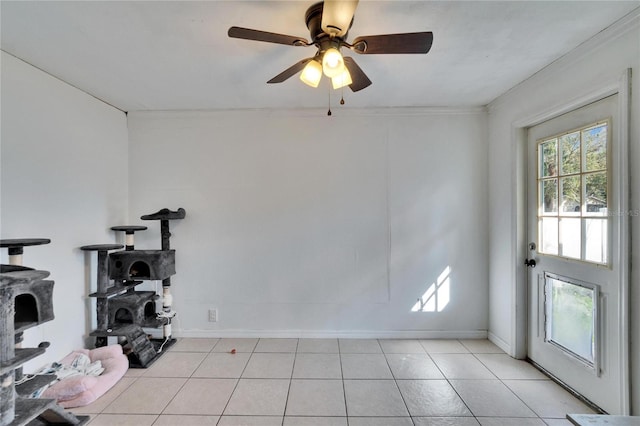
42 344 128 408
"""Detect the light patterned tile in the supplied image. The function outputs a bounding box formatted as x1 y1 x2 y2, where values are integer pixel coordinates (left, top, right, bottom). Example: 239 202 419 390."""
192 352 251 378
386 353 444 379
75 335 602 426
213 338 258 353
88 414 157 425
103 378 186 414
292 353 342 379
169 338 219 353
341 353 393 379
459 339 504 354
477 418 546 426
504 380 596 418
348 417 414 426
242 353 295 378
142 352 207 377
450 380 537 418
343 380 409 417
224 379 290 416
218 416 283 425
254 338 298 353
413 417 481 426
543 419 574 425
285 379 346 416
396 380 472 417
163 378 237 415
475 354 547 380
420 340 470 354
379 339 426 354
338 339 382 353
124 367 145 378
152 414 220 425
431 354 496 379
283 417 347 425
297 339 339 353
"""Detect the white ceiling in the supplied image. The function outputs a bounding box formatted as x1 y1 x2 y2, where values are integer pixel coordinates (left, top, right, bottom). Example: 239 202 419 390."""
2 1 638 112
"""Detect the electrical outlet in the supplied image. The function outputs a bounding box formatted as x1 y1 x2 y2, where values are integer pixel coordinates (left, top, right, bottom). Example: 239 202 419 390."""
208 309 217 323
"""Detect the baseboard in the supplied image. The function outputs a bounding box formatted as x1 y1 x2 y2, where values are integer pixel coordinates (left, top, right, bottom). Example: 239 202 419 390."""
487 331 511 354
173 329 489 340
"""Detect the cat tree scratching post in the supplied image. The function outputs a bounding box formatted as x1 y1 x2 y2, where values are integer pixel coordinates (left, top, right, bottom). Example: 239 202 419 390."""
140 208 186 339
110 226 147 252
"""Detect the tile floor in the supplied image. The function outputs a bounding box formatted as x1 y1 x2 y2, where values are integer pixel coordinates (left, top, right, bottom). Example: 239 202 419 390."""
70 338 596 425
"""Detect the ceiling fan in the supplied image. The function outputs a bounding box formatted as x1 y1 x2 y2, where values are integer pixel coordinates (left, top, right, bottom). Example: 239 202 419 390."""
228 0 433 93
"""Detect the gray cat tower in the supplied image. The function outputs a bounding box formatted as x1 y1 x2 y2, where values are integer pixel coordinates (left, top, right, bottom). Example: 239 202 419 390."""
82 208 185 368
0 238 88 426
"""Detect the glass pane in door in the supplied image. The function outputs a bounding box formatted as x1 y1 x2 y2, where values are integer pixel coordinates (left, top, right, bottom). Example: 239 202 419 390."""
559 218 580 259
584 124 607 172
585 219 608 264
560 132 581 175
540 217 559 255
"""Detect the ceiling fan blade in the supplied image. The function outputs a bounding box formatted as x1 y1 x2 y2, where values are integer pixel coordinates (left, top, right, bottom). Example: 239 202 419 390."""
267 58 314 84
228 26 309 46
351 32 433 54
343 57 371 92
321 0 359 37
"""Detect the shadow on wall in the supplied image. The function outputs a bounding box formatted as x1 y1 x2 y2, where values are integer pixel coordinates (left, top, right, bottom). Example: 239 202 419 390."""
411 266 451 313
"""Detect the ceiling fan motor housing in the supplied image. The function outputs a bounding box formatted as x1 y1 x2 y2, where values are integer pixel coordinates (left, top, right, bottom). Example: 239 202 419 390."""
306 1 353 52
305 2 324 39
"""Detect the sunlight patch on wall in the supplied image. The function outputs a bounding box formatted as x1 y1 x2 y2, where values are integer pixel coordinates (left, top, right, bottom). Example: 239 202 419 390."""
411 266 451 312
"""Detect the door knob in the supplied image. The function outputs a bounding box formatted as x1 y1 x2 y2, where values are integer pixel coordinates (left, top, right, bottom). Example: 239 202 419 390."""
525 258 537 268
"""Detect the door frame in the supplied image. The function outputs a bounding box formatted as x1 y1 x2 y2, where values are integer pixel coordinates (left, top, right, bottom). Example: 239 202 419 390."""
511 69 631 413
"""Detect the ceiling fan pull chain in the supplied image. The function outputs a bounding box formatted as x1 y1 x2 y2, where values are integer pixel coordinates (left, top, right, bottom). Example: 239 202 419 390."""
327 85 332 116
340 85 345 105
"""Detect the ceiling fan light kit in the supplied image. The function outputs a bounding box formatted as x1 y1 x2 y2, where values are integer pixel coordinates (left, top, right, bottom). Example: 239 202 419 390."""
321 47 345 78
228 0 433 94
300 59 323 87
331 69 352 89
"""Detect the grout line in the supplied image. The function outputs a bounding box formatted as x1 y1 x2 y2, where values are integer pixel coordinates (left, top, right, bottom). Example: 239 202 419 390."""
436 340 477 422
472 347 538 423
91 372 140 415
150 343 209 418
337 339 351 424
469 348 551 421
215 341 254 424
379 339 414 422
281 342 299 426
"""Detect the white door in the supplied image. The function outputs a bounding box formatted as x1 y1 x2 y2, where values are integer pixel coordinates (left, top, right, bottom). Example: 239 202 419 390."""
526 94 625 414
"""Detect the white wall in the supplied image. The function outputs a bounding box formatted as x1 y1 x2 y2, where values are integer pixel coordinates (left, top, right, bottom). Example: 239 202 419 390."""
487 11 640 412
128 108 489 338
0 52 129 368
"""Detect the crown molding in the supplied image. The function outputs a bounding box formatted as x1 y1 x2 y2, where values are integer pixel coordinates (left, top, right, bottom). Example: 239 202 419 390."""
128 105 487 120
